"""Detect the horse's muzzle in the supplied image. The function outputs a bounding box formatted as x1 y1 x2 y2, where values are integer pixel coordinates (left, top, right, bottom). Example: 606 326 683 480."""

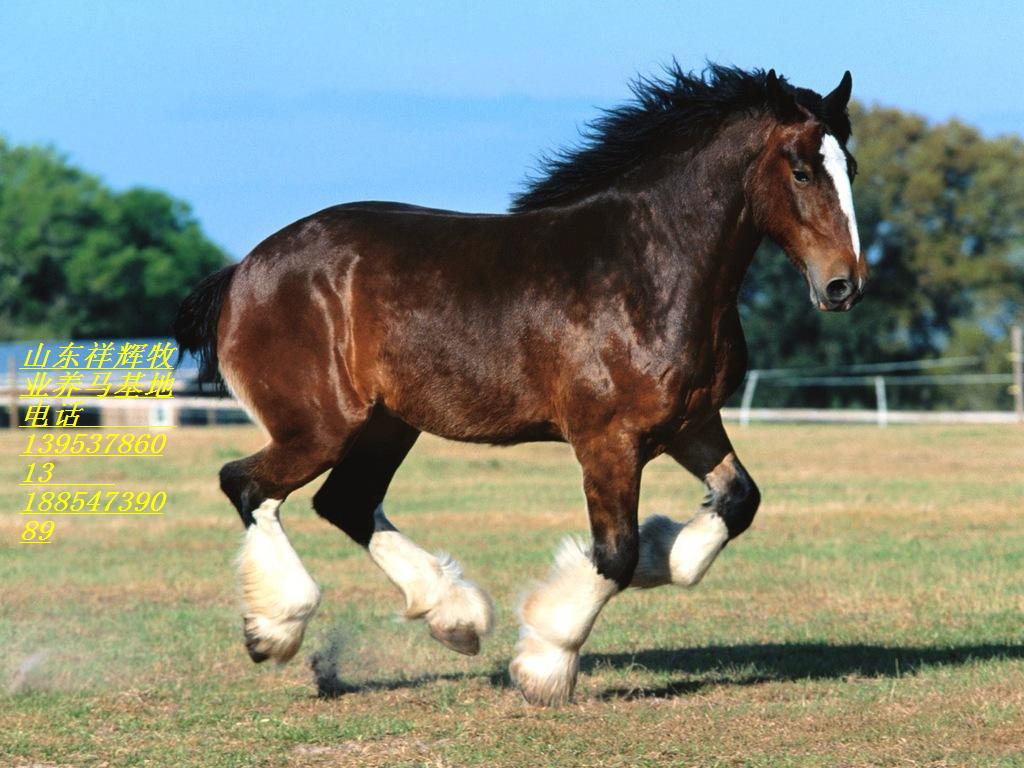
812 276 865 312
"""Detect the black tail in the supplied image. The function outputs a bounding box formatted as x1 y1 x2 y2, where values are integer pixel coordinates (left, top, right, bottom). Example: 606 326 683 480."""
174 264 238 392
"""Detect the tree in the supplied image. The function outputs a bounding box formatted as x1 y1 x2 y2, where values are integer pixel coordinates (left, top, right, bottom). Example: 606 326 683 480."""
0 139 229 340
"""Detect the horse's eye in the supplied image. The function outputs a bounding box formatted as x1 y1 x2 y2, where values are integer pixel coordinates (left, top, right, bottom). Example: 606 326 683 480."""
792 169 810 184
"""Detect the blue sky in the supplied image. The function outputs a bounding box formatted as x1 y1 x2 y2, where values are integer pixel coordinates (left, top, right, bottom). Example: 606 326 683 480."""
2 1 1022 259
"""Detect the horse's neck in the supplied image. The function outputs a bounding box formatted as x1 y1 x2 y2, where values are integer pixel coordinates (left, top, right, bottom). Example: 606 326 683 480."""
638 117 768 302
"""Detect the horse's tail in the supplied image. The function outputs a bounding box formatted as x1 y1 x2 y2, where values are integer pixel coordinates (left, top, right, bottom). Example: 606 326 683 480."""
174 264 238 391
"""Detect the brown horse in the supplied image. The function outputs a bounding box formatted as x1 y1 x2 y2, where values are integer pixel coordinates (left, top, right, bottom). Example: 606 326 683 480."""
175 64 865 706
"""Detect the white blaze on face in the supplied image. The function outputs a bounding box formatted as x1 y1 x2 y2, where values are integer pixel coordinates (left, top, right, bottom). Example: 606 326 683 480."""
819 133 861 261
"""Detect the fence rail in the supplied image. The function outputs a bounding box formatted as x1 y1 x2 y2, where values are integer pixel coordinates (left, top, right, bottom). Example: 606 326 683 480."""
722 407 1019 426
735 330 1023 427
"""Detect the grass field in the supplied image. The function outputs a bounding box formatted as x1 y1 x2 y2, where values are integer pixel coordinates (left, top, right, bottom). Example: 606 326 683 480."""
2 423 1024 767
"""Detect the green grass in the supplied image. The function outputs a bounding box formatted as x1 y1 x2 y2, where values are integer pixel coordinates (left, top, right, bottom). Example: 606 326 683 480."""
2 423 1024 767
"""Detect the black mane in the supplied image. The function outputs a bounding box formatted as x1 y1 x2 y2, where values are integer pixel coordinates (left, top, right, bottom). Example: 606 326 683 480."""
510 63 846 213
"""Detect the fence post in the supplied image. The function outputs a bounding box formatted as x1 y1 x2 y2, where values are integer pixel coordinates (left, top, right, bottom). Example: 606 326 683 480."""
1013 325 1023 424
739 370 760 426
874 375 888 428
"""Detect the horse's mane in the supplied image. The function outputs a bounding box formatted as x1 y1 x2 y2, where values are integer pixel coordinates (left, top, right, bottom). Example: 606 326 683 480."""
510 62 847 213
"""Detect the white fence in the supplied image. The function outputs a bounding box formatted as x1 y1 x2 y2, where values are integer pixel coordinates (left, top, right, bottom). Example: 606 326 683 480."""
732 331 1023 427
724 407 1019 427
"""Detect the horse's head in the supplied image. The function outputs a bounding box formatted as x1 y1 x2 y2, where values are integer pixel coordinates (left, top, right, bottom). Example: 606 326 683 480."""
748 70 866 312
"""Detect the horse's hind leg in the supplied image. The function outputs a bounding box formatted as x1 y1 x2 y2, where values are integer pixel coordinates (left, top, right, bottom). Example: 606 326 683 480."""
220 430 363 664
312 410 493 655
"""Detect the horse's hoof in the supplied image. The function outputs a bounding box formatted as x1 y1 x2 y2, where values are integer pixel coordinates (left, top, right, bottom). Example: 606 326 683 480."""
243 620 271 663
421 560 493 656
246 645 270 664
242 616 305 664
429 623 481 656
509 634 578 707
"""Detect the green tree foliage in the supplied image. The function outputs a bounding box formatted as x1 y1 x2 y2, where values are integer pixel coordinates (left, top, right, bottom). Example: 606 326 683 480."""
0 139 229 340
739 103 1024 408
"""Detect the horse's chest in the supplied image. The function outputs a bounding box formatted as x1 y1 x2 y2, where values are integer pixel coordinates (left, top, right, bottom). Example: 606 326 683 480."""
677 320 747 416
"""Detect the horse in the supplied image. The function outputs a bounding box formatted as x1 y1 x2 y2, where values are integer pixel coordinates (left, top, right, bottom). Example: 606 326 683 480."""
174 63 865 707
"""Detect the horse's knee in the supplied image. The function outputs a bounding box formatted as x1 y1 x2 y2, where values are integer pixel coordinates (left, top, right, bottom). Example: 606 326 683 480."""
593 531 639 590
717 466 760 539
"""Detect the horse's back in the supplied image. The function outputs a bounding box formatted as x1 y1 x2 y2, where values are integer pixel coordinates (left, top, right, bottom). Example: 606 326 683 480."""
217 201 568 444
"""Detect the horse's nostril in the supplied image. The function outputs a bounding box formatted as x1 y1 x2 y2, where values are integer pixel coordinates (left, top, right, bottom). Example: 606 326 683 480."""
826 278 854 303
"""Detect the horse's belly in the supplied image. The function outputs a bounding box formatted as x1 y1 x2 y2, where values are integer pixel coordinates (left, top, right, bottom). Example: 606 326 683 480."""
387 396 562 444
378 359 560 444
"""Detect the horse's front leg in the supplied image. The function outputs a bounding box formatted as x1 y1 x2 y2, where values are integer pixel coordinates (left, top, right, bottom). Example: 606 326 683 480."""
510 431 641 706
631 413 760 589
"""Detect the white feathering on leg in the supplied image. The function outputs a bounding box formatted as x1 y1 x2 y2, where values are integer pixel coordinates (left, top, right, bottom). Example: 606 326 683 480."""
511 537 619 706
367 506 493 654
237 499 321 663
631 512 729 588
668 512 729 585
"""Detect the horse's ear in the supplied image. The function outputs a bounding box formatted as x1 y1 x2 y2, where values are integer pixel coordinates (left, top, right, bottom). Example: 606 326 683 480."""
823 71 853 117
765 69 801 121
